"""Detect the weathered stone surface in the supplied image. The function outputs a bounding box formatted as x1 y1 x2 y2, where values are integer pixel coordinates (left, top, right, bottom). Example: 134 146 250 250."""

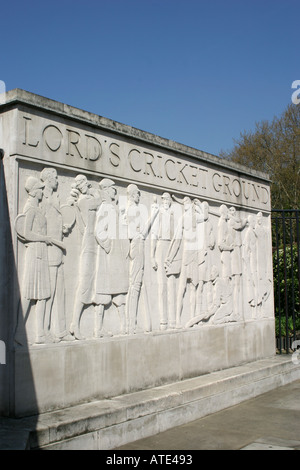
0 90 275 421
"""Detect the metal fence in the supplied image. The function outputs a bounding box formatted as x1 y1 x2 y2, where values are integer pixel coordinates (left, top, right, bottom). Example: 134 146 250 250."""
271 210 300 354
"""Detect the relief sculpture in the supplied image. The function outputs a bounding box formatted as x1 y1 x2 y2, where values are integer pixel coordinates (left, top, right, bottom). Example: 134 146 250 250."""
125 184 159 335
94 179 129 337
196 201 215 315
68 174 101 340
15 176 65 344
165 197 204 328
40 168 74 342
255 212 272 315
227 206 247 321
14 168 272 345
151 193 177 330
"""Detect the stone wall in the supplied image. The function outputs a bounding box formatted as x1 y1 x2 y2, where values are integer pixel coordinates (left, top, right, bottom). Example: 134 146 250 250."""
0 90 275 417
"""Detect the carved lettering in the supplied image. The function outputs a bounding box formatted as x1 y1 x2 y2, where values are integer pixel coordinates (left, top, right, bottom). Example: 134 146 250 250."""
109 142 121 167
66 129 83 158
156 155 164 178
199 168 208 189
189 165 198 187
85 134 102 161
165 159 176 181
23 116 39 148
261 186 269 204
252 183 260 202
242 181 250 200
129 148 142 172
177 163 189 185
18 114 271 211
143 152 157 177
43 125 63 152
232 178 242 197
223 175 232 196
213 172 222 192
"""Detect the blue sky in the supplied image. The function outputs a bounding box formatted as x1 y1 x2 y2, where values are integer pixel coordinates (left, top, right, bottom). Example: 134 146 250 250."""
1 0 299 156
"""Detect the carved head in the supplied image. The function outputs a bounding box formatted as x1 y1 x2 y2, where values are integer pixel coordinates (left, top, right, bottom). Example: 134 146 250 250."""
183 197 192 211
40 167 58 191
74 175 89 195
202 201 209 220
99 178 117 202
161 192 171 209
127 184 140 204
229 206 236 216
220 204 228 219
25 176 45 201
257 211 263 225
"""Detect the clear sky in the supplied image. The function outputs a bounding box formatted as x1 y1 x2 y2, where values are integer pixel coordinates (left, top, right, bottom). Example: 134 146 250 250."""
1 0 299 156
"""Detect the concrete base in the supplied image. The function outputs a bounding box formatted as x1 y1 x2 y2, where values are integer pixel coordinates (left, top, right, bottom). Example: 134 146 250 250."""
1 355 299 450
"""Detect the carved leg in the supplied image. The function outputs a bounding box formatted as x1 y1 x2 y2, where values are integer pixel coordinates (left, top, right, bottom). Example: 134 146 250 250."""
35 299 46 344
70 301 85 340
175 276 187 328
126 285 140 334
94 304 104 338
189 282 197 320
167 275 176 329
117 304 126 335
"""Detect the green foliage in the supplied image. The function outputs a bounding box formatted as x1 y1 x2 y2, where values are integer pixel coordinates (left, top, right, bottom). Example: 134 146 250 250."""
221 104 300 209
275 316 300 337
273 244 300 336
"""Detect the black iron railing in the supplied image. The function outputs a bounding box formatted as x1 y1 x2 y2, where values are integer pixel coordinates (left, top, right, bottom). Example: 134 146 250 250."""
271 210 300 354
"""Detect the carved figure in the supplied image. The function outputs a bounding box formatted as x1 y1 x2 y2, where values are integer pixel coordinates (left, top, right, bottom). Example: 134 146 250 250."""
185 265 234 327
255 212 272 314
15 177 58 344
243 214 258 312
218 204 234 280
94 179 129 337
151 192 176 330
165 197 204 328
196 201 215 315
69 175 101 339
40 168 74 342
227 206 248 321
125 184 159 334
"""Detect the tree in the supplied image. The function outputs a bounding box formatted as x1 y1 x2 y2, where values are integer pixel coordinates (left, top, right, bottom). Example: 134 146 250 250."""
220 104 300 209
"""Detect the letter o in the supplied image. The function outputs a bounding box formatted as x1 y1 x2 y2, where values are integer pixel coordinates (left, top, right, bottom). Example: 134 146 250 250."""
43 125 63 152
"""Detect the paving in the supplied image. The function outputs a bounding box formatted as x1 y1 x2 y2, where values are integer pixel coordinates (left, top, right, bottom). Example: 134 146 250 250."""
115 379 300 451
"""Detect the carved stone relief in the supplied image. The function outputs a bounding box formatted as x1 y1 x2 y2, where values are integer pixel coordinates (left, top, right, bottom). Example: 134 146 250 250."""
14 167 273 345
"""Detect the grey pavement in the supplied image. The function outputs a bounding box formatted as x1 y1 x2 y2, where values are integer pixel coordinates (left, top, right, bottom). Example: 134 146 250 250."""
115 379 300 451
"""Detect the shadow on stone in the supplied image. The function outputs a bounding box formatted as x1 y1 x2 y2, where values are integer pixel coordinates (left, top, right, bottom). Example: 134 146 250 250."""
0 156 38 449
